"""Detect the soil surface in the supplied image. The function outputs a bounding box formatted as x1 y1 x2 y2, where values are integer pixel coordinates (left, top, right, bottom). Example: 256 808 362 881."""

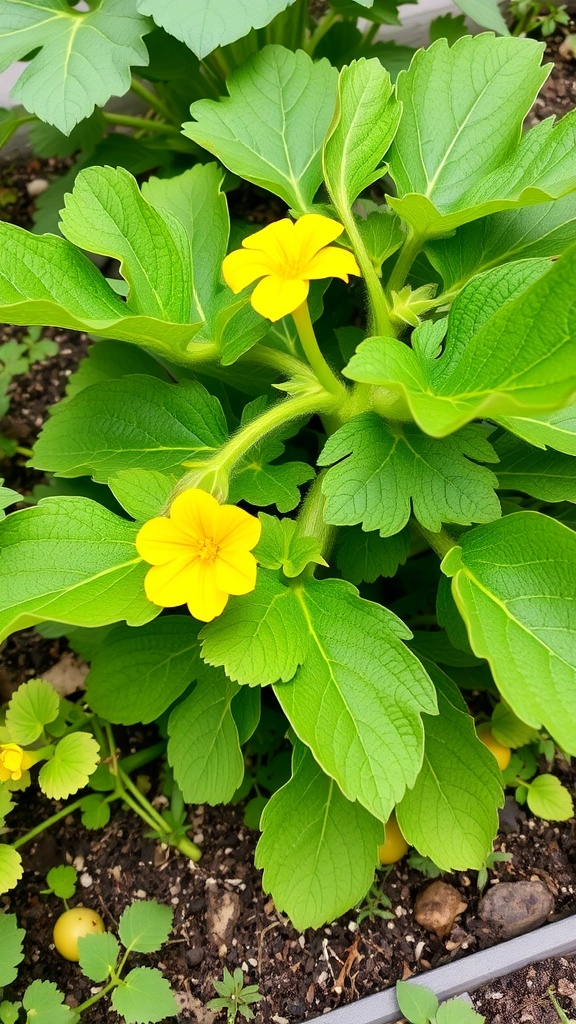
2 29 576 1024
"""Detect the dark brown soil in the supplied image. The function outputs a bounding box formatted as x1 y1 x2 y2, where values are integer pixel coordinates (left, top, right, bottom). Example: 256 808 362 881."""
2 29 576 1024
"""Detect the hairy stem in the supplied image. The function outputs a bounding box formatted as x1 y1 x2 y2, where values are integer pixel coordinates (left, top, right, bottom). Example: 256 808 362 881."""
338 206 395 337
387 228 425 296
292 301 346 397
296 471 337 570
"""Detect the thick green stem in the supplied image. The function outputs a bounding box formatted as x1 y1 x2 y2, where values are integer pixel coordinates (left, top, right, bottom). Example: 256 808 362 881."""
239 344 309 379
339 207 395 337
305 9 341 55
76 978 118 1013
130 77 175 122
292 301 346 397
296 471 337 570
102 112 181 137
387 229 425 296
11 796 89 850
361 21 380 46
415 524 457 559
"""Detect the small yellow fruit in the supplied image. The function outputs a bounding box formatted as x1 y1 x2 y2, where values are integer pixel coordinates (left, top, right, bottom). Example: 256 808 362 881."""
477 724 511 771
53 907 106 961
378 814 409 865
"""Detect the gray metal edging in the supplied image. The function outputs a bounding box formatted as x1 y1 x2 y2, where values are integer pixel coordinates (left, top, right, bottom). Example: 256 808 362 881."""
310 915 576 1024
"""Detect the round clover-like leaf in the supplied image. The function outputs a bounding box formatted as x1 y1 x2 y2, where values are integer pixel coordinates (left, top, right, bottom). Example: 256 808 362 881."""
0 846 23 897
526 775 574 821
5 679 59 745
118 900 173 954
111 966 178 1024
38 733 100 800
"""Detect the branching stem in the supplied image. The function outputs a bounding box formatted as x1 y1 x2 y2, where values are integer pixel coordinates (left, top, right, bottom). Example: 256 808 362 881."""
292 301 346 397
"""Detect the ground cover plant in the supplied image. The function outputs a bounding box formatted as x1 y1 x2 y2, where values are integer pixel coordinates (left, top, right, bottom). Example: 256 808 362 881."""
0 0 575 957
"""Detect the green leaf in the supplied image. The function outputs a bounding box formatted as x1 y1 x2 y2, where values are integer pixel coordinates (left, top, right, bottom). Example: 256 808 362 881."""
323 58 401 209
39 732 100 800
275 578 436 821
0 105 33 148
168 671 244 804
183 46 337 212
329 0 409 23
0 788 14 827
78 931 120 983
0 0 150 135
22 980 76 1024
200 569 309 686
142 163 229 324
497 404 576 458
494 433 576 502
397 663 502 871
441 511 576 754
354 200 404 273
0 847 22 897
60 167 192 323
0 224 202 362
491 702 539 749
254 513 327 578
32 376 226 483
229 446 314 513
80 794 111 830
232 687 261 745
5 678 59 745
454 0 509 33
387 36 576 235
526 774 574 821
396 980 439 1024
0 498 156 643
336 525 410 584
109 470 177 521
118 901 173 954
0 481 19 518
111 966 177 1024
426 194 576 295
0 1000 20 1024
0 912 25 986
319 414 500 535
86 617 199 725
138 0 295 58
256 741 382 930
429 12 468 45
66 340 170 400
435 997 485 1023
345 255 576 436
45 865 77 900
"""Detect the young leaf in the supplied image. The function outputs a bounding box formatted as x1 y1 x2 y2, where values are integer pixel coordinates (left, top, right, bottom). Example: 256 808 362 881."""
274 577 436 821
168 671 244 803
5 678 60 745
435 997 485 1023
78 931 121 983
0 912 25 986
111 966 178 1024
526 775 574 821
396 664 502 871
0 0 150 135
490 702 539 749
80 794 111 830
183 46 337 212
118 902 173 954
65 340 170 400
39 732 100 800
497 403 576 458
0 1000 19 1024
109 469 177 522
355 201 404 272
22 980 75 1024
32 377 227 483
336 524 410 584
323 58 401 208
138 0 295 58
0 848 23 897
254 513 326 578
200 569 309 686
344 255 576 437
442 512 576 754
228 438 314 514
0 498 157 644
45 865 78 900
454 0 508 33
86 617 200 725
256 741 382 930
0 225 202 362
396 980 439 1024
494 434 576 501
319 414 500 535
0 481 19 518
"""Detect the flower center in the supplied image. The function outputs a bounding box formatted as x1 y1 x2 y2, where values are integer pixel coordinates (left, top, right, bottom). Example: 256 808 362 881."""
197 538 220 563
2 750 22 771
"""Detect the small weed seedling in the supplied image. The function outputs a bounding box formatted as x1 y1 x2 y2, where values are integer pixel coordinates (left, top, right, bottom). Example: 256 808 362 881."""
207 968 263 1023
511 0 570 36
356 878 394 926
396 980 485 1023
549 987 576 1023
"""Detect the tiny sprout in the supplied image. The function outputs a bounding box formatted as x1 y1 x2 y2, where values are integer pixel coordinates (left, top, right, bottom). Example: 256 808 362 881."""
206 967 263 1023
53 907 105 961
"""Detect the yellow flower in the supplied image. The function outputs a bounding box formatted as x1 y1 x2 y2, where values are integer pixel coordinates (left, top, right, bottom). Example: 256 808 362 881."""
222 214 361 321
0 743 34 782
136 488 261 623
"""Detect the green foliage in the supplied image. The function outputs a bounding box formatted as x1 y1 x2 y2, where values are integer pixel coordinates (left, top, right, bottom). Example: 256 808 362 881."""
38 732 100 800
207 967 263 1024
0 328 57 419
396 981 485 1023
523 774 574 821
0 913 25 987
5 679 59 745
44 865 78 900
0 847 23 895
118 900 173 954
78 931 121 983
111 967 178 1024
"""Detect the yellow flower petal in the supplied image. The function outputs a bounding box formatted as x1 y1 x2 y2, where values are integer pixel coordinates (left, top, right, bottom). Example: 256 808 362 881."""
215 549 258 595
303 245 361 282
0 764 10 782
136 517 193 566
293 214 345 265
186 562 230 622
169 488 221 542
241 219 296 268
144 556 196 607
222 248 275 293
214 504 262 550
251 274 309 321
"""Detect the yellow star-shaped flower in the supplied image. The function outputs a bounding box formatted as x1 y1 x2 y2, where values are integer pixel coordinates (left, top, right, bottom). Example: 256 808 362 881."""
222 214 361 321
136 489 261 623
0 743 34 782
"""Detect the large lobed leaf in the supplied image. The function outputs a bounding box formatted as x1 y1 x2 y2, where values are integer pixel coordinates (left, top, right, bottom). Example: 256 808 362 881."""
0 911 25 986
137 0 296 58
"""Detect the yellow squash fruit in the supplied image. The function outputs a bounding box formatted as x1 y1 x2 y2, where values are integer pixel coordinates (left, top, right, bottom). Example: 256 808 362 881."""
378 814 409 865
477 724 511 771
53 907 106 961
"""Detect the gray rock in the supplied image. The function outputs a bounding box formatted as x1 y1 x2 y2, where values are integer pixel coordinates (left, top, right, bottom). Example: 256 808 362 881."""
478 880 554 940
